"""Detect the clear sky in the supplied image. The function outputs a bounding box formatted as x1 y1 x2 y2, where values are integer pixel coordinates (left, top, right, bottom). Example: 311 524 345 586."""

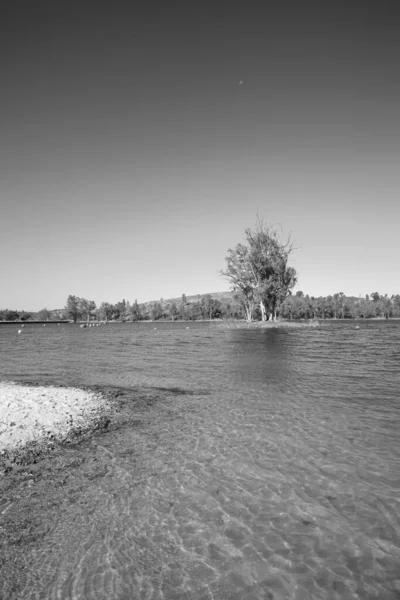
1 2 399 311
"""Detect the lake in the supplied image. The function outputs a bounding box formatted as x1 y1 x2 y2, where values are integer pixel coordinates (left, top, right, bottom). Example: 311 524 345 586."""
1 321 399 599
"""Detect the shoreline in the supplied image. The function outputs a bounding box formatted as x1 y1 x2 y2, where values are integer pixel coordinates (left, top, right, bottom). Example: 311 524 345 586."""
1 317 398 326
0 382 183 478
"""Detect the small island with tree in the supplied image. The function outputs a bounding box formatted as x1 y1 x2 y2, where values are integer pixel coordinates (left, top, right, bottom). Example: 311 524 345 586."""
221 220 297 322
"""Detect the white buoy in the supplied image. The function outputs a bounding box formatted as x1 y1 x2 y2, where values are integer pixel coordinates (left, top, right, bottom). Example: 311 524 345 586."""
17 330 22 334
21 324 25 328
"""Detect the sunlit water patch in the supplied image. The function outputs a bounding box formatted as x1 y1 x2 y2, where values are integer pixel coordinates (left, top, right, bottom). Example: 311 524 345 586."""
1 321 400 599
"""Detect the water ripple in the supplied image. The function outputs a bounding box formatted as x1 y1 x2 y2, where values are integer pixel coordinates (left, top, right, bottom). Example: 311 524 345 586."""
1 321 399 598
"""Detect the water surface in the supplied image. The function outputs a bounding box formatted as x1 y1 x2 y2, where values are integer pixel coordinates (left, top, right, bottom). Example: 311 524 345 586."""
1 321 399 599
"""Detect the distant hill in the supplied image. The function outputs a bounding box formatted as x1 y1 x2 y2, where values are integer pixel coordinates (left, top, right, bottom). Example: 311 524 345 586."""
138 291 235 311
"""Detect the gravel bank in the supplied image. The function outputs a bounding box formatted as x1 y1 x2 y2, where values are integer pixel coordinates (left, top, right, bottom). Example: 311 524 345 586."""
0 382 111 453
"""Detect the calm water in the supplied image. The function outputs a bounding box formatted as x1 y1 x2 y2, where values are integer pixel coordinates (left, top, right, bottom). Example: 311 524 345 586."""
1 321 399 599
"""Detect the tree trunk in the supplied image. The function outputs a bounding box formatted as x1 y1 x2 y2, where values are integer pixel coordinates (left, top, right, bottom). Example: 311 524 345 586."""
260 301 266 321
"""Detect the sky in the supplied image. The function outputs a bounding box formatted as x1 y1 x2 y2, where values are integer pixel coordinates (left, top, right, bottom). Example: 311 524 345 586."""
1 1 399 311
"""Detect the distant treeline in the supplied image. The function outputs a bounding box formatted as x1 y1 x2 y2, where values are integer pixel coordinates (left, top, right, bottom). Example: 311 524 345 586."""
1 291 400 322
280 292 400 320
62 294 239 323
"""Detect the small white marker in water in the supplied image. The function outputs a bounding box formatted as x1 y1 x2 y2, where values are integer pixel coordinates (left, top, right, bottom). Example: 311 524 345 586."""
17 330 22 334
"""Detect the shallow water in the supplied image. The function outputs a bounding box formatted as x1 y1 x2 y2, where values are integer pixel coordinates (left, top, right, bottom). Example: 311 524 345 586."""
1 321 400 599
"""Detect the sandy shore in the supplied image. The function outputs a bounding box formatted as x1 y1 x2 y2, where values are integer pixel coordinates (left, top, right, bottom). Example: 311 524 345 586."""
0 382 111 454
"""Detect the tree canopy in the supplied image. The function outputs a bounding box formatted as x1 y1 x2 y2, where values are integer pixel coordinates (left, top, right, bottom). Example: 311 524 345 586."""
221 221 297 321
64 295 81 323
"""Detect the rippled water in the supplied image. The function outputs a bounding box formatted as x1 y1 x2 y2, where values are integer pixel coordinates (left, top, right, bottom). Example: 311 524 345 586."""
1 321 400 599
